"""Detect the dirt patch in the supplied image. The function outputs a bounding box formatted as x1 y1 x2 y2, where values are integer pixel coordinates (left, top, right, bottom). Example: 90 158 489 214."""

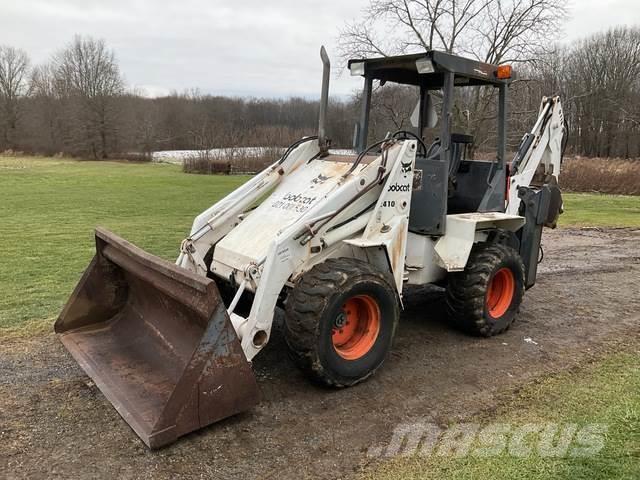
1 228 639 479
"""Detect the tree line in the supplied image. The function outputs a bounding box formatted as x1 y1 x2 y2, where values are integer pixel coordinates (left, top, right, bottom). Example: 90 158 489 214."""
495 25 640 159
0 35 356 159
1 23 639 160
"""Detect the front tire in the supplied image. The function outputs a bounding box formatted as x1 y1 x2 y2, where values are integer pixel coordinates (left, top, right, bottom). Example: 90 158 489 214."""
446 242 525 336
284 258 399 387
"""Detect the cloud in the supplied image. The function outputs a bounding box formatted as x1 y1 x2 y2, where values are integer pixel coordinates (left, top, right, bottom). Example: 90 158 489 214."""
0 0 368 97
0 0 637 98
564 0 640 41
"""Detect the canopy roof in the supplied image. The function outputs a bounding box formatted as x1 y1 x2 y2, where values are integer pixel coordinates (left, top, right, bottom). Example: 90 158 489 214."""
347 51 514 88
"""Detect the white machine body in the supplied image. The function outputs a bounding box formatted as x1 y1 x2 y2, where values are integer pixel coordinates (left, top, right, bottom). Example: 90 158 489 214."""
176 98 565 361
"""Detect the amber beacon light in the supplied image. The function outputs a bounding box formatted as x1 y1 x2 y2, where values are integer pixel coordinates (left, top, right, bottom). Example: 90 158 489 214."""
496 64 512 79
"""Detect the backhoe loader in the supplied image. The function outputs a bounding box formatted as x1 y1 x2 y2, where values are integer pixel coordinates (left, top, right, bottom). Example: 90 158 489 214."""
55 47 565 448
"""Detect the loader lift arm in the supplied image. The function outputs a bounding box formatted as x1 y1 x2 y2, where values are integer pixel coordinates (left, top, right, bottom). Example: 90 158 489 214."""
188 139 417 362
176 136 321 277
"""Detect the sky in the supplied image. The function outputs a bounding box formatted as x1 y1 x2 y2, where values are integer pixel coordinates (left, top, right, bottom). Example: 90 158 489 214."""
0 0 639 99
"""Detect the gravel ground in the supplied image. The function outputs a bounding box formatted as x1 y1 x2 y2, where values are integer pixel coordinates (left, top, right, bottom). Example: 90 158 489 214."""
1 227 639 479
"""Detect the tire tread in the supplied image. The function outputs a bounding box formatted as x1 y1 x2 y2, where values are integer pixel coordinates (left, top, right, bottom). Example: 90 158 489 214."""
284 258 397 387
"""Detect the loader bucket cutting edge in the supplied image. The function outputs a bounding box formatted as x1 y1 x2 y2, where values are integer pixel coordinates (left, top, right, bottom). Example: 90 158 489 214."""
54 227 259 449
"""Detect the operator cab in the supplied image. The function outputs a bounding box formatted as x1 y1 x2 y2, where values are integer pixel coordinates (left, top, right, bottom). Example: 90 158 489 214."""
348 51 514 236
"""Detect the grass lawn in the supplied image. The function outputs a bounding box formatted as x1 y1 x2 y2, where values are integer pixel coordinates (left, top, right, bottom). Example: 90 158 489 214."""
0 156 638 331
0 156 248 330
561 193 640 228
360 351 640 480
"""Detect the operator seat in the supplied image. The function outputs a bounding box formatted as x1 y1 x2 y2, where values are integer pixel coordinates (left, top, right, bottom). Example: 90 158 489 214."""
420 133 474 176
409 133 476 235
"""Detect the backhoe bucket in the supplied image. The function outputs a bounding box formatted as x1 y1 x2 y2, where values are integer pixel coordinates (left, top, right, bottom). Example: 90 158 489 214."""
54 228 259 449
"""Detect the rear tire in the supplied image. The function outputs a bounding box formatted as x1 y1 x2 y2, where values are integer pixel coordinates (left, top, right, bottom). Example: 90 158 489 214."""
284 258 399 387
446 242 525 336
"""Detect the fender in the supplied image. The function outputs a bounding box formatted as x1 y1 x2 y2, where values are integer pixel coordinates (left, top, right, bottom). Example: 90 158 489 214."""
434 213 525 271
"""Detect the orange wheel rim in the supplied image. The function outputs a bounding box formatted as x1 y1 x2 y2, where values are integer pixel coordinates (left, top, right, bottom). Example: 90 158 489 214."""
332 294 381 360
486 267 515 318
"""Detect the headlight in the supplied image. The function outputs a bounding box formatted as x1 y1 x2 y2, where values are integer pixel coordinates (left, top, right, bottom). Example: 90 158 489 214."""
415 57 435 74
350 61 365 76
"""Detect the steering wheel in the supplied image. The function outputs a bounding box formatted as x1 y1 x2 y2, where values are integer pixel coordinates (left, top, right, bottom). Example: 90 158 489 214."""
425 138 441 158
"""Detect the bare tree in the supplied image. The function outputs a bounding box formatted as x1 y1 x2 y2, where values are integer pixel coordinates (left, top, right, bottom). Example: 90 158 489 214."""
339 0 568 155
0 46 30 149
339 0 489 59
473 0 568 65
339 0 567 63
53 35 124 158
362 84 419 141
564 26 640 157
27 63 64 154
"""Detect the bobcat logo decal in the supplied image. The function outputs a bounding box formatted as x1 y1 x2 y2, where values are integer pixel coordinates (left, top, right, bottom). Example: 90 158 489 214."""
310 173 330 188
401 159 413 174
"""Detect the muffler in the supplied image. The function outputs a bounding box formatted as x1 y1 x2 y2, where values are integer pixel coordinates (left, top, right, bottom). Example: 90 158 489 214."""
55 228 259 448
318 45 331 156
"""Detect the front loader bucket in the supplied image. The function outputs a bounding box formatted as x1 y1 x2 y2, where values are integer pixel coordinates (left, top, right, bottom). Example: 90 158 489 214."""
54 228 259 449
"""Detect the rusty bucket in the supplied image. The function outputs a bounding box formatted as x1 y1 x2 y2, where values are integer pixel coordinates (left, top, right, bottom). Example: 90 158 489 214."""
55 228 259 449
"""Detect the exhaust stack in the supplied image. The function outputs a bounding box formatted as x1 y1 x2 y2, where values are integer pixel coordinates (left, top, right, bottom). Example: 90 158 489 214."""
318 46 330 155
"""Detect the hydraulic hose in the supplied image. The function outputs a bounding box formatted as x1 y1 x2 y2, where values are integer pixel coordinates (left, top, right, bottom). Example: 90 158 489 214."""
390 130 427 157
276 135 319 166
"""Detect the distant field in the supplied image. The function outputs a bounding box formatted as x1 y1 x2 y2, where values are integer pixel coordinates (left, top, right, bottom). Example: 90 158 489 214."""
0 156 638 330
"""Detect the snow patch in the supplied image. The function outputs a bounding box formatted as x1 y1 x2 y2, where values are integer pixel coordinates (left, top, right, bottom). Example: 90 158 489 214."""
152 147 355 164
